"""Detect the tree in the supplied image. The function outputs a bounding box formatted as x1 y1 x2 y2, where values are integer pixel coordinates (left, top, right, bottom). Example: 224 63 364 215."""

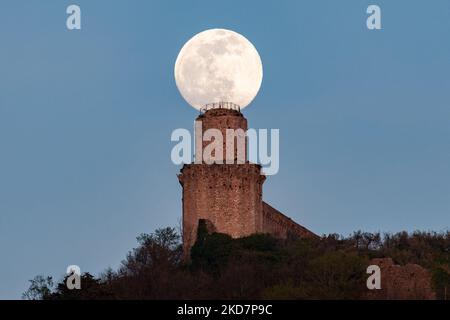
22 275 53 300
23 227 449 300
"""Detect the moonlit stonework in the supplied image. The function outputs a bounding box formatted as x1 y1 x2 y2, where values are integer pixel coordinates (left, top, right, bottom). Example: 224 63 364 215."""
174 29 263 110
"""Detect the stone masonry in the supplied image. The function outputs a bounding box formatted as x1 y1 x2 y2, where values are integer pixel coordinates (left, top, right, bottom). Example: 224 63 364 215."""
366 258 436 300
178 108 317 255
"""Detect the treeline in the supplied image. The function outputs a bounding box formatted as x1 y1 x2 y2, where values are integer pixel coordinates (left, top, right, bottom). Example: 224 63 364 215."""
24 226 450 300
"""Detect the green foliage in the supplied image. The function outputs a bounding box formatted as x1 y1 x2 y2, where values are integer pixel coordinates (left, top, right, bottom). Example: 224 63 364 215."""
432 267 450 300
25 228 450 300
49 273 114 300
122 227 182 276
22 275 53 300
236 233 279 251
304 251 368 299
191 232 233 274
262 282 308 299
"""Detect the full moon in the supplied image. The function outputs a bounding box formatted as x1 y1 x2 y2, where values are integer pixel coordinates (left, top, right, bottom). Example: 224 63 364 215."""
174 28 263 110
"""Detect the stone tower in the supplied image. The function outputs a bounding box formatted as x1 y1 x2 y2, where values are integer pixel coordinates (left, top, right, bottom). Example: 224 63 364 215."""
178 107 265 254
178 106 317 256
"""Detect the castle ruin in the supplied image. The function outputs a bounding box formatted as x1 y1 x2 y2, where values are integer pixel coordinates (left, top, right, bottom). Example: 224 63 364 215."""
178 107 317 255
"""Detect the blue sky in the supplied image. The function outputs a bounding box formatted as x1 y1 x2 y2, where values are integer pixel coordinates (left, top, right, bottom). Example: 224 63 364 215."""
0 0 449 299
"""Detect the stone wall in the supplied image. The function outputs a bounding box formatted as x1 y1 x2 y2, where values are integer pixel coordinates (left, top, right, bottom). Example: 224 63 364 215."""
262 202 317 239
366 258 436 300
179 108 316 256
179 163 265 253
195 108 247 164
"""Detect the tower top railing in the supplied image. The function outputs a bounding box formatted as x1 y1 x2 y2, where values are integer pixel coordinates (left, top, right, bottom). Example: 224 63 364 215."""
199 102 241 114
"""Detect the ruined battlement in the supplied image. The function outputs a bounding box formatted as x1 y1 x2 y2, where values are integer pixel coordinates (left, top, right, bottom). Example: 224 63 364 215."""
262 202 318 239
366 258 436 300
179 108 316 256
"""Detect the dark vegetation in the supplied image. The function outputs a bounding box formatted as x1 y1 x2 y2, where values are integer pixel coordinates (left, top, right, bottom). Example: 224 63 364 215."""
24 226 450 300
